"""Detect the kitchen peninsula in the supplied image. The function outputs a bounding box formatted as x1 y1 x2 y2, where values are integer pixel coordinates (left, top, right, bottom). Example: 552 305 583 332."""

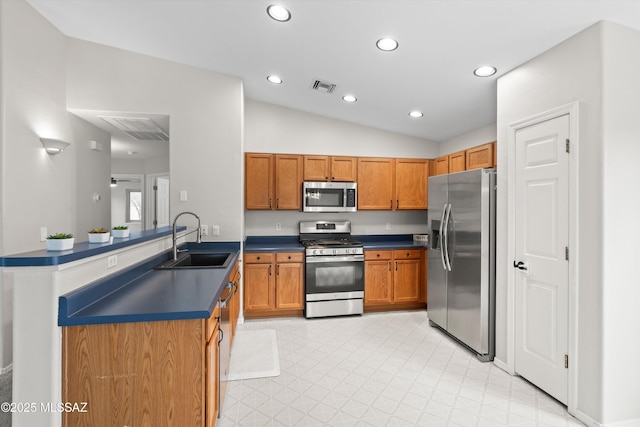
0 227 240 427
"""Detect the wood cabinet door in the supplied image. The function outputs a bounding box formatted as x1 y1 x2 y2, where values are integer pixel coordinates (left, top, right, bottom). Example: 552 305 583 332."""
466 142 495 170
395 159 428 210
275 262 303 309
303 155 330 181
434 156 449 175
364 260 393 305
243 263 274 311
275 154 303 210
245 153 274 210
449 151 466 173
393 258 421 303
357 157 395 209
330 156 357 182
206 324 219 427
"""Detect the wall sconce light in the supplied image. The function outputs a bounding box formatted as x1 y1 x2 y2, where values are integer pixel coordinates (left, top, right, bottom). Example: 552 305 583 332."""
40 138 70 155
111 178 117 187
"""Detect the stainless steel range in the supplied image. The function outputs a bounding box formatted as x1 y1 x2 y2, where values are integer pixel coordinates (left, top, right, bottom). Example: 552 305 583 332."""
300 220 364 318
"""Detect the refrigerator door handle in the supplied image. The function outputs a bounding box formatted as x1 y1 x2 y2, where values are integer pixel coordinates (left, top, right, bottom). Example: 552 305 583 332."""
439 204 447 270
443 203 452 271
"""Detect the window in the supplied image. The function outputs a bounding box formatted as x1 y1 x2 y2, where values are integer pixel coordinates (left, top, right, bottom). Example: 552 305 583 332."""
126 189 142 222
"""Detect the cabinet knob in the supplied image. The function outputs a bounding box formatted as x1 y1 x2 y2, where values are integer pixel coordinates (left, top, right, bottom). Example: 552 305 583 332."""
257 256 261 260
407 253 410 257
288 256 291 259
377 253 380 257
331 177 335 180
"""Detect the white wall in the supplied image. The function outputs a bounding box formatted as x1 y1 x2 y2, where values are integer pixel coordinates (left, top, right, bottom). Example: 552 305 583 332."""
244 100 437 236
439 123 496 156
600 22 640 424
497 21 640 425
65 38 244 243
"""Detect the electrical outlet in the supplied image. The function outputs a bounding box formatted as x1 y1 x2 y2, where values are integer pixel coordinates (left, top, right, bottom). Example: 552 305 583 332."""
386 223 392 230
40 227 48 242
275 223 282 231
211 225 220 236
107 255 118 269
200 225 208 236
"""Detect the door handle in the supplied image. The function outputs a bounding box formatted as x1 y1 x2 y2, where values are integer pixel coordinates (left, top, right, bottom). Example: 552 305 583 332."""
513 261 528 271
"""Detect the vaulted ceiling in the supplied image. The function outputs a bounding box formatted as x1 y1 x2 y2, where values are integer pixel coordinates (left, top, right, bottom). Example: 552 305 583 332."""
27 0 640 144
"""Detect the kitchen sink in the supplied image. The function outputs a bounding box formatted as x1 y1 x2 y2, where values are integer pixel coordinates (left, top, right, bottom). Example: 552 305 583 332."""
155 252 233 269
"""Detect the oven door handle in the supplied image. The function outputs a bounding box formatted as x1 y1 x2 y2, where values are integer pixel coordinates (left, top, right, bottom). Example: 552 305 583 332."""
306 255 364 263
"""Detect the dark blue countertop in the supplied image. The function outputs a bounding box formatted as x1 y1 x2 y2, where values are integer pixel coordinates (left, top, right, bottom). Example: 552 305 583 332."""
58 242 240 326
243 234 428 252
0 226 186 267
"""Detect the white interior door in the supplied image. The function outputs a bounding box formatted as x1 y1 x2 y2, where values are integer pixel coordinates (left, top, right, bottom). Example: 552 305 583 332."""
514 114 569 404
156 176 170 228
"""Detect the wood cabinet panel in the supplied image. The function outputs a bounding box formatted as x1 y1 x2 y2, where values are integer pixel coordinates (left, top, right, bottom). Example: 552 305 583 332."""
433 156 449 175
274 154 303 210
244 252 274 264
245 153 274 210
303 155 357 182
364 260 393 305
206 319 219 427
466 142 495 170
330 156 357 181
448 151 466 173
394 258 421 303
357 157 395 210
395 159 429 210
63 319 205 427
303 155 330 181
243 263 273 311
364 250 393 261
275 262 303 310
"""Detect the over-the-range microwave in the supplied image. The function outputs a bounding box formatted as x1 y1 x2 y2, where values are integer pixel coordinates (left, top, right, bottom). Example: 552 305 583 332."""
302 181 357 213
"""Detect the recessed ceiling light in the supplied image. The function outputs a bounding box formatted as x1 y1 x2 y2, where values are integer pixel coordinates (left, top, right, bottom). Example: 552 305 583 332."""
473 66 497 77
267 75 283 84
409 111 424 118
267 4 291 22
376 38 398 51
342 95 357 103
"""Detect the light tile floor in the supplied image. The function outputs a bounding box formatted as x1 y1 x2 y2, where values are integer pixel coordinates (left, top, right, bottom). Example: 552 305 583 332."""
219 311 584 427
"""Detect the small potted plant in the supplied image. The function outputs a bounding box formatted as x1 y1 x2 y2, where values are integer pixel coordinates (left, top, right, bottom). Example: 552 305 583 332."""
112 225 130 238
46 233 74 251
88 228 110 243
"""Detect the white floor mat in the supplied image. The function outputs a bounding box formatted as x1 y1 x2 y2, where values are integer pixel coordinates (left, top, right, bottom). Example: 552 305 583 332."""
228 329 280 381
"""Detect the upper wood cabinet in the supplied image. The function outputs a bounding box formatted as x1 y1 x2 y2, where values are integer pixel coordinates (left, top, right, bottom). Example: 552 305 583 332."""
274 154 303 210
466 142 495 170
245 153 274 209
395 159 429 210
357 157 395 210
448 151 466 173
303 155 357 182
433 156 449 176
245 153 302 210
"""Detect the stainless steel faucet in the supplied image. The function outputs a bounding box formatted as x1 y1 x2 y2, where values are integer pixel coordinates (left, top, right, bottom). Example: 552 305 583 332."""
172 211 202 260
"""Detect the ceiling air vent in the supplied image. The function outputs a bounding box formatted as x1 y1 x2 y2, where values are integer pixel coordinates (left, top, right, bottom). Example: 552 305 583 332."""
99 116 169 141
311 79 336 94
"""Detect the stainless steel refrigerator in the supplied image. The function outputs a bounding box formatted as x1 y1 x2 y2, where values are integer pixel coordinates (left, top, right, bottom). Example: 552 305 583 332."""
427 168 496 361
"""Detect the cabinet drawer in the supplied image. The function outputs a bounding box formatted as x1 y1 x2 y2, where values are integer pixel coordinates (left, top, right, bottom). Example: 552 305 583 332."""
393 249 421 259
276 252 304 263
365 250 393 260
206 303 220 342
244 252 274 264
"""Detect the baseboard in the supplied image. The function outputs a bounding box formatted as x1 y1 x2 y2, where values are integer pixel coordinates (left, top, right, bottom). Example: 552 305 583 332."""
0 364 12 375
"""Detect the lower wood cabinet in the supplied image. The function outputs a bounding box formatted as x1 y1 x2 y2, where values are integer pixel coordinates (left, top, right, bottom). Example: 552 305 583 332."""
244 251 304 318
62 307 219 427
364 249 427 311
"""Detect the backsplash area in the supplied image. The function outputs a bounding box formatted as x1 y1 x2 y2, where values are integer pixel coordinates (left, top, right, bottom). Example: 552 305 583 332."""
244 210 428 236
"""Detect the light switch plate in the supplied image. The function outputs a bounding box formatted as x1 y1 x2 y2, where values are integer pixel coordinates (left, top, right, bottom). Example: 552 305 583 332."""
179 190 188 201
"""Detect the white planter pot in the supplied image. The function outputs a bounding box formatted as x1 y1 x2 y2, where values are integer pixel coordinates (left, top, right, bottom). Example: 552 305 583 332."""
46 238 74 251
111 229 130 238
88 232 110 243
